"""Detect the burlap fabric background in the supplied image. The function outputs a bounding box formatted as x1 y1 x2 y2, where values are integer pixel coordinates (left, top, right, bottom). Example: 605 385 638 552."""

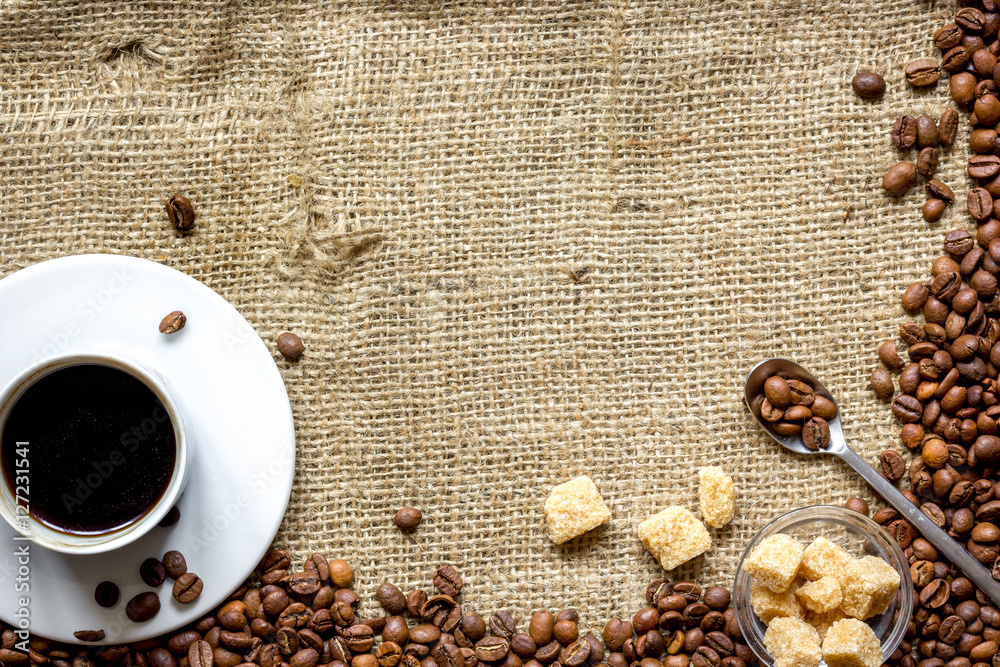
0 0 966 629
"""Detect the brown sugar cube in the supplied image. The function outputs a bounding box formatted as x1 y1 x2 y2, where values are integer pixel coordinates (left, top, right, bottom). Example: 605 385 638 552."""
806 609 848 642
795 576 842 613
698 466 736 528
745 533 804 592
839 556 900 620
544 476 611 544
764 616 822 667
751 580 804 624
799 536 852 582
822 618 882 667
637 506 711 570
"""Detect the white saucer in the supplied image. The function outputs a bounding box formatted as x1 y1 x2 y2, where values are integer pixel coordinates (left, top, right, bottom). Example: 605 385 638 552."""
0 254 295 643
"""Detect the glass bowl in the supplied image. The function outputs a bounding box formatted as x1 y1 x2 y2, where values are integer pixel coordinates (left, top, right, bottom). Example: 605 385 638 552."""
733 505 913 666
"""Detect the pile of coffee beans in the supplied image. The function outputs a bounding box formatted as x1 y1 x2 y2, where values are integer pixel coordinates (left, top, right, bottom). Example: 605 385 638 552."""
0 560 751 667
863 2 1000 661
750 373 837 450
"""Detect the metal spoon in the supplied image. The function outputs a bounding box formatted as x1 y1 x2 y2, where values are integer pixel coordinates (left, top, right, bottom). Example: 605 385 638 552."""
745 357 1000 608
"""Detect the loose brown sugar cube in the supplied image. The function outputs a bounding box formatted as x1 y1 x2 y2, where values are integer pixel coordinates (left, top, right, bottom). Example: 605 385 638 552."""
839 556 900 620
543 476 611 544
822 618 882 667
751 580 804 624
795 576 842 613
799 536 853 582
764 616 822 667
638 506 711 570
806 609 848 641
698 466 737 528
745 533 804 592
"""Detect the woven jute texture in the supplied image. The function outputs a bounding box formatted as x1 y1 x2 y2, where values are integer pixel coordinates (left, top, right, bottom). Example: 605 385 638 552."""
0 0 966 628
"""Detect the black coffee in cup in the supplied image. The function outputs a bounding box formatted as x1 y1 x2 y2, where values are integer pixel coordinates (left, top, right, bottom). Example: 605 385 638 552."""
1 364 176 535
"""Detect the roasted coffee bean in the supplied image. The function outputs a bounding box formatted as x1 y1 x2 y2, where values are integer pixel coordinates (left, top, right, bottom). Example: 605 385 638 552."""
952 71 978 105
277 332 304 362
880 340 905 370
811 395 837 420
894 394 923 423
903 282 930 312
434 566 463 597
921 579 951 608
872 368 894 399
72 631 105 643
276 628 300 655
378 583 408 614
167 194 196 232
970 189 994 222
126 592 161 622
940 108 959 146
188 642 213 667
95 580 120 608
702 587 730 611
407 589 429 617
844 497 869 515
763 376 791 408
894 115 919 149
602 619 630 652
459 612 486 643
553 620 579 646
971 155 1000 180
945 44 975 72
917 115 939 148
174 573 204 603
491 611 516 639
475 639 511 663
342 624 375 653
936 23 966 49
377 643 403 667
159 311 186 335
530 611 556 646
880 450 907 481
927 180 955 202
394 507 422 532
511 634 537 659
786 379 814 406
633 607 659 635
885 161 918 196
801 417 830 450
289 572 322 596
959 7 987 32
559 640 589 667
328 559 353 587
906 59 942 86
163 550 187 579
918 147 940 179
853 71 886 98
534 642 561 664
412 624 443 645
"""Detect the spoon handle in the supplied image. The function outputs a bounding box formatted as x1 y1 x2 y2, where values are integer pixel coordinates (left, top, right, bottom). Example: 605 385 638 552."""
838 445 1000 608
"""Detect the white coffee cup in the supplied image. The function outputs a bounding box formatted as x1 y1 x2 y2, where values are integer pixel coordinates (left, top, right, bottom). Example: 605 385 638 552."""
0 352 190 554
